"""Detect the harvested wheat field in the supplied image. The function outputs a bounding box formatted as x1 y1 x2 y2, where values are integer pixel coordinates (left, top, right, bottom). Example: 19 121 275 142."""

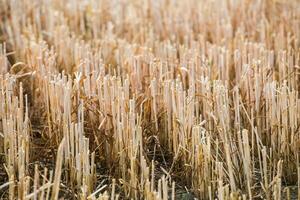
0 0 300 199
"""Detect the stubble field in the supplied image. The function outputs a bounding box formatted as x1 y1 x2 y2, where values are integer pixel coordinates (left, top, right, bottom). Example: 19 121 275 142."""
0 0 300 199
